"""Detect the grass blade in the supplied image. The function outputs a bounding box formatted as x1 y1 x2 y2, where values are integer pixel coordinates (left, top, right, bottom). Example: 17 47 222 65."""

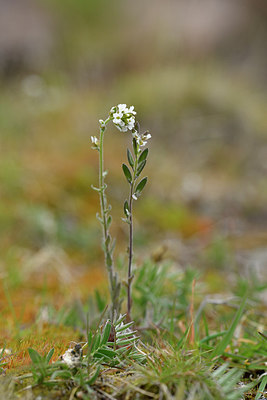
211 295 246 358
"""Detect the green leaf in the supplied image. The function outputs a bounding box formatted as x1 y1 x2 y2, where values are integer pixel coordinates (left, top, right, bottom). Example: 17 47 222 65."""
116 337 137 346
106 252 112 268
138 148 148 164
46 348 54 364
105 235 111 247
94 290 106 312
28 348 42 365
87 331 93 349
116 321 134 333
136 160 146 176
127 149 134 169
95 348 116 359
122 164 132 184
91 333 101 353
86 365 100 385
135 177 147 195
124 200 130 217
115 314 127 325
107 215 112 229
255 375 267 400
51 370 72 380
132 138 138 156
212 295 247 358
101 321 111 345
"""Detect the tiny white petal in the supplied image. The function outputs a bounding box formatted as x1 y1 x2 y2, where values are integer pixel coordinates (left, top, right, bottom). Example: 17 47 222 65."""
99 119 105 128
118 104 127 113
144 133 151 140
132 194 138 200
91 136 98 145
128 106 136 114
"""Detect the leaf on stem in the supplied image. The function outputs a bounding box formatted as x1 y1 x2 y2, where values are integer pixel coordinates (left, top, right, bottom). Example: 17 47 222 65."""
107 215 112 229
137 160 146 176
127 149 134 169
132 138 138 157
124 200 130 217
135 177 147 196
105 235 111 247
138 148 148 164
122 164 132 184
101 321 112 345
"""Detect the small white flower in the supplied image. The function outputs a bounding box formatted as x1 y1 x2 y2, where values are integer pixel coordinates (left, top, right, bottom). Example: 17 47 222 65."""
128 105 136 115
127 116 135 130
110 106 116 114
132 194 138 200
143 133 151 140
113 112 123 124
133 130 151 147
91 136 99 146
117 104 128 113
99 119 105 128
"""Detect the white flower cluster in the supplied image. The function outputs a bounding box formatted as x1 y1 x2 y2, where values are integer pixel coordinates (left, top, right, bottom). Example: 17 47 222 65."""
110 104 136 132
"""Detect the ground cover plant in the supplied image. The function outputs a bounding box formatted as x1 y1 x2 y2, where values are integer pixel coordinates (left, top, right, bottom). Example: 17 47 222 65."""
0 105 266 400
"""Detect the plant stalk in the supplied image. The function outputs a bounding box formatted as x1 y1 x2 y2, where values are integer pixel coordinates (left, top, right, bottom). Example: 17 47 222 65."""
98 121 119 321
127 144 139 320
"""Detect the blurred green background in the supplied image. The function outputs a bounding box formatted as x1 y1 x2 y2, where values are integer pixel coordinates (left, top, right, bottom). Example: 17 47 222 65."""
0 0 267 307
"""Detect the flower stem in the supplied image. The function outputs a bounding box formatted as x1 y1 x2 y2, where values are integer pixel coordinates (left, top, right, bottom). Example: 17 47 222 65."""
98 121 120 321
127 143 139 320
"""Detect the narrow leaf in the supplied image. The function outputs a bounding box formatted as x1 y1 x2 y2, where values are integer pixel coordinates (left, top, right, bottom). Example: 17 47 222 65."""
87 331 93 350
124 200 130 217
28 348 42 365
106 252 112 268
135 177 147 195
136 160 146 176
51 370 72 380
116 337 137 346
116 321 135 333
105 235 111 247
96 348 116 359
86 365 100 385
255 375 267 400
94 290 106 312
46 348 54 364
132 138 138 156
91 333 101 353
107 215 112 229
122 164 132 184
138 148 148 164
127 149 134 169
212 295 247 358
101 321 111 345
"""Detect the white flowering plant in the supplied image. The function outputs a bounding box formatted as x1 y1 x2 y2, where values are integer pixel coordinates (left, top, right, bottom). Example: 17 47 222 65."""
91 104 151 321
